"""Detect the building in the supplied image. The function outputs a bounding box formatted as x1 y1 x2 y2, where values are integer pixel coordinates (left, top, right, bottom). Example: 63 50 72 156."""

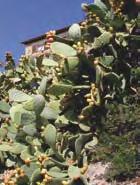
22 26 70 56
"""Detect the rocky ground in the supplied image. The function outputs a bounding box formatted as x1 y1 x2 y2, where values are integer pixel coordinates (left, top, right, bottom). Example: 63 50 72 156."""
86 162 139 185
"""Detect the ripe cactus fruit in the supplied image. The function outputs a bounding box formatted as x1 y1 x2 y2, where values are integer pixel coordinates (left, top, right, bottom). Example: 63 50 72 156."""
24 158 31 165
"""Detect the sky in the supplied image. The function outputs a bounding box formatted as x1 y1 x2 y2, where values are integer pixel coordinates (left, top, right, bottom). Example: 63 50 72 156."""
0 0 92 62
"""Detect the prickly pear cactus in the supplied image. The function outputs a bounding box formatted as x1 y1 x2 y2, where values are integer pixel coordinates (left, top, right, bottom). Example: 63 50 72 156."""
0 0 139 184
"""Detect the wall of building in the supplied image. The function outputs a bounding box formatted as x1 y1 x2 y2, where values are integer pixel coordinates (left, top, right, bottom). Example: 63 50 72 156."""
25 39 46 55
24 30 68 56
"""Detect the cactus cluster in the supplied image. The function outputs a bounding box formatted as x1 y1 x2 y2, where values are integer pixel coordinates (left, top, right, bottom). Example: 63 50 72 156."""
0 0 139 184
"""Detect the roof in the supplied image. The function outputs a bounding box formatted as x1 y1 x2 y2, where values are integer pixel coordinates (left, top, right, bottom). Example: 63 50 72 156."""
22 25 70 45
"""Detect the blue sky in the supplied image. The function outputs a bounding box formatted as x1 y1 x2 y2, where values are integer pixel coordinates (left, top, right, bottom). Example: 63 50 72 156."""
0 0 92 62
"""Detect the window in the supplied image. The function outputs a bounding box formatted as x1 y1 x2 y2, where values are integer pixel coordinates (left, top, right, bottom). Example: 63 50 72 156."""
32 40 45 53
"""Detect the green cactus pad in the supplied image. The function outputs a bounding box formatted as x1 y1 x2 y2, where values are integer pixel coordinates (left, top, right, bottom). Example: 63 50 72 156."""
50 42 77 57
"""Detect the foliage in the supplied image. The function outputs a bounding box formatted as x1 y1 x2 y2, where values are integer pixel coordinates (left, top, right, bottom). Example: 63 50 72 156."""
0 0 139 184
